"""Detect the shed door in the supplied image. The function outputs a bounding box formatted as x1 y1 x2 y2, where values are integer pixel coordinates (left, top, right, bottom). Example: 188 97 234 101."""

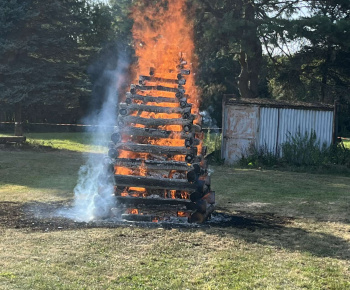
222 105 258 164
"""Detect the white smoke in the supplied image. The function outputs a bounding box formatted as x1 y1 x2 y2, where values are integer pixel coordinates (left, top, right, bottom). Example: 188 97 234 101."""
58 52 128 222
200 106 220 133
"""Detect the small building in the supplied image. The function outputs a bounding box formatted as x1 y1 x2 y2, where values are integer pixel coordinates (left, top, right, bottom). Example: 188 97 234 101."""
221 96 336 165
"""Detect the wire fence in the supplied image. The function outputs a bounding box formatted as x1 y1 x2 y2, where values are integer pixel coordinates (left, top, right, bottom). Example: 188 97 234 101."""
0 122 222 133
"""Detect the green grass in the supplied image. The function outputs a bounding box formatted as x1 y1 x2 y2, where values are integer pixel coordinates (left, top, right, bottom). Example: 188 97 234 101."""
203 131 221 154
213 167 350 221
1 133 350 289
0 132 109 153
344 139 350 149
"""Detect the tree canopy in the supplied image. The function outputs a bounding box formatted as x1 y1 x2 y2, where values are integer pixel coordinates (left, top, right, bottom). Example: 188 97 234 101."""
0 0 349 134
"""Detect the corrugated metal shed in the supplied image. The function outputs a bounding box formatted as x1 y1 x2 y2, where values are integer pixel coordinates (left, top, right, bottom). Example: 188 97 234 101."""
222 97 335 164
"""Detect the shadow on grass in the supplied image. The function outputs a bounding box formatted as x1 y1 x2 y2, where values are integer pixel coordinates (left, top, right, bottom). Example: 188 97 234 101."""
206 211 350 260
1 201 349 261
23 132 110 152
0 148 91 192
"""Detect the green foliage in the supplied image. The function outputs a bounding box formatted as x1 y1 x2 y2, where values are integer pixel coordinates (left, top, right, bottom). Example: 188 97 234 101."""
85 0 134 116
204 130 224 164
0 0 131 123
193 0 301 125
282 131 350 168
281 131 327 166
238 144 280 168
268 1 350 103
239 131 350 171
0 0 93 106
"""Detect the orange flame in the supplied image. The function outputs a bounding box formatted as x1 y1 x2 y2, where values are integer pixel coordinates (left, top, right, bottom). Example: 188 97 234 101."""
177 211 190 218
115 0 202 199
128 208 139 215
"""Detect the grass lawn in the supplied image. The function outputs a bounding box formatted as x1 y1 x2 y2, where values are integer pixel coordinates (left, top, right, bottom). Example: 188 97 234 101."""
0 132 109 153
344 139 350 149
1 133 350 289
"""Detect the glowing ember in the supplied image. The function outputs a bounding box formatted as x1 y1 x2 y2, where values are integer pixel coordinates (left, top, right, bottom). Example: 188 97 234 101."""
128 209 139 215
177 211 190 218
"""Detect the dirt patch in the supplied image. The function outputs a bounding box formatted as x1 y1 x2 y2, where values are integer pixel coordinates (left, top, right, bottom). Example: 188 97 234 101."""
0 201 89 231
0 201 292 232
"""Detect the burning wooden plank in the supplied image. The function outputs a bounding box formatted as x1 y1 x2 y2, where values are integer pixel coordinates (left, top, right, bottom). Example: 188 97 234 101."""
118 116 193 127
189 204 215 223
139 75 186 85
179 69 190 75
115 196 197 210
119 103 191 115
114 158 195 171
125 93 179 104
120 127 194 139
121 214 157 222
131 85 185 94
114 142 197 156
114 175 197 191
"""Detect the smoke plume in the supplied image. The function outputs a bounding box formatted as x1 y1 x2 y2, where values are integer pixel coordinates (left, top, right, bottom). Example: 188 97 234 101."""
58 52 129 222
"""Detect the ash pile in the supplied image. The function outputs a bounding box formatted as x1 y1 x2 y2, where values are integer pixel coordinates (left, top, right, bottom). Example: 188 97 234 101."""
104 60 215 224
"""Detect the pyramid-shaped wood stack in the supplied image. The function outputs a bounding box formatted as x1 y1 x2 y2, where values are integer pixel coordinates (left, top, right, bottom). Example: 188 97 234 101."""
105 60 215 223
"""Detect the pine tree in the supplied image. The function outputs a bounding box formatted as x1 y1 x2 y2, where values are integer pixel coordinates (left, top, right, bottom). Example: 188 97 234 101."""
0 0 93 134
269 0 350 104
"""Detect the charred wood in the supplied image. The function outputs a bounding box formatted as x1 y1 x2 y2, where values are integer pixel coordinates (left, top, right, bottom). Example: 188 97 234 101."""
139 75 186 85
115 196 197 210
183 123 201 133
115 142 197 156
114 175 197 192
180 69 190 75
189 212 205 223
119 103 191 115
121 214 156 222
193 124 202 133
125 93 178 104
108 148 119 159
196 199 207 214
114 158 195 171
120 127 194 139
131 84 183 94
111 132 121 144
118 116 193 127
189 204 215 224
202 191 215 205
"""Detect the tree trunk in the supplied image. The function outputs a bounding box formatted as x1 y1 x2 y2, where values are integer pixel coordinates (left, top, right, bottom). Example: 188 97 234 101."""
247 31 262 98
237 1 262 99
238 51 254 98
14 102 23 136
320 43 332 103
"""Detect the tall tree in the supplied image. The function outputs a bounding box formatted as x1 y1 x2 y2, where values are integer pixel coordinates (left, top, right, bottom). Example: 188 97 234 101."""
83 0 134 117
268 0 350 104
192 0 300 125
0 0 93 134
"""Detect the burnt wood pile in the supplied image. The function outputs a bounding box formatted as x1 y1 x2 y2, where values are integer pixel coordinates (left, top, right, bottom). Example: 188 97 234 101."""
104 60 215 223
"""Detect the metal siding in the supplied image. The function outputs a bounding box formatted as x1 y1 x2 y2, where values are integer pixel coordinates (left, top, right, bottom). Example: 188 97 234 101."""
277 109 334 150
258 107 278 153
223 103 334 164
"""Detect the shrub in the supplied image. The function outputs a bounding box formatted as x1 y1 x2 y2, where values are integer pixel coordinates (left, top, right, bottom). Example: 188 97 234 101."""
238 144 280 167
239 130 350 170
281 131 327 166
204 130 224 164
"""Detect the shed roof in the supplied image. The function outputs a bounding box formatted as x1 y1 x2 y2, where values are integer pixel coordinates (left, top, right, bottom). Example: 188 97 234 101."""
225 96 334 111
